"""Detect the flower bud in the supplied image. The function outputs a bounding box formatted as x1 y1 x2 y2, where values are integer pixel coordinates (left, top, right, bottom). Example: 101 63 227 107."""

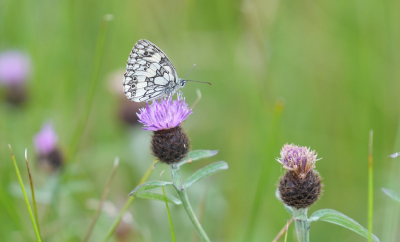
0 51 31 105
33 122 64 172
277 144 323 208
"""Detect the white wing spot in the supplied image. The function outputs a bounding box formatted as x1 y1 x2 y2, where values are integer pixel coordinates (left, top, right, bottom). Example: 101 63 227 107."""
154 77 168 85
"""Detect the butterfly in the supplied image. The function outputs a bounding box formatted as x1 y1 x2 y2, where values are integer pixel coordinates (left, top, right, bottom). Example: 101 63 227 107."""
123 39 209 102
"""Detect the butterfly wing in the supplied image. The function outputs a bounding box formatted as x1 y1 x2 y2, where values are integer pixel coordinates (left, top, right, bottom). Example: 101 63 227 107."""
123 39 179 102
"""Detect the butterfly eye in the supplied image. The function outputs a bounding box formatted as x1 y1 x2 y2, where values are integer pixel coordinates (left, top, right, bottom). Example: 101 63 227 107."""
181 81 186 87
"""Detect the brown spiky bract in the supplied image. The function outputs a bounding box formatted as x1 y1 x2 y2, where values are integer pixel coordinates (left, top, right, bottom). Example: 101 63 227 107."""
279 170 322 209
151 126 190 164
38 148 63 172
5 85 27 105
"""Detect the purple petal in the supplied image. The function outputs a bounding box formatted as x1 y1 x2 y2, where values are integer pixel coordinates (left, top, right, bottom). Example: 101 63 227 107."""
0 51 31 86
136 93 192 131
33 123 58 155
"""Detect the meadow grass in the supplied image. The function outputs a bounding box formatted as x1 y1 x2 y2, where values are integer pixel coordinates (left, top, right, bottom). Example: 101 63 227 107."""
1 0 400 241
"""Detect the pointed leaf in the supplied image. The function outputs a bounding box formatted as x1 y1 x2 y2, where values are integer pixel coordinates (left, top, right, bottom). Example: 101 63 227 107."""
382 188 400 203
309 209 380 242
184 161 228 188
135 192 182 205
275 188 294 215
128 180 173 196
389 152 400 158
177 150 219 167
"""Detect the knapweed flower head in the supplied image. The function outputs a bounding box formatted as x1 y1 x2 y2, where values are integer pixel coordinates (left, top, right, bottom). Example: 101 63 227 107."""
137 93 192 131
0 51 31 86
33 122 58 155
277 143 323 209
277 143 320 179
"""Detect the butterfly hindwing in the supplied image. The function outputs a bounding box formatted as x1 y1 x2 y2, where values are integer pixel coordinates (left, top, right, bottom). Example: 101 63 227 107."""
123 39 180 102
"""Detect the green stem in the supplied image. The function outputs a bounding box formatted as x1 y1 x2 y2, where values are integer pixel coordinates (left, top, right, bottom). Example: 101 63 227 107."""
25 149 41 237
293 208 309 242
368 130 374 242
170 165 210 242
162 186 176 242
9 145 42 242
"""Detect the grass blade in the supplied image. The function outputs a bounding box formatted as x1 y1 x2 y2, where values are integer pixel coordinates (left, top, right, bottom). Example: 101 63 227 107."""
9 145 42 242
244 100 284 241
368 130 374 242
68 14 113 163
162 186 176 242
83 157 119 242
24 149 41 237
382 188 400 203
272 218 293 242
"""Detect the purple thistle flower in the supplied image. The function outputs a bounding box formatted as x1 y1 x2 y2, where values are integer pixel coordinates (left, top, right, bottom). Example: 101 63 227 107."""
33 123 58 155
0 51 31 86
137 93 192 131
277 143 320 178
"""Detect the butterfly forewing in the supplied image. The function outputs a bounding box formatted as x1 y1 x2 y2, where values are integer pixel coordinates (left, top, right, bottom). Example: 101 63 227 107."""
123 39 180 102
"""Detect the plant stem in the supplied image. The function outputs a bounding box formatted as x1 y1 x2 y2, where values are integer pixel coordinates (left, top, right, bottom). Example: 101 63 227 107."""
9 145 42 242
162 186 176 242
293 208 309 242
24 149 41 237
272 218 293 242
368 130 374 242
170 165 210 242
102 159 157 242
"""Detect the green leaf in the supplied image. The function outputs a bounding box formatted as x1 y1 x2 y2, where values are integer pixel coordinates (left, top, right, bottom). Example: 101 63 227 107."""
135 192 182 205
128 180 173 196
275 188 294 215
177 150 219 167
382 188 400 203
309 209 380 242
184 161 228 189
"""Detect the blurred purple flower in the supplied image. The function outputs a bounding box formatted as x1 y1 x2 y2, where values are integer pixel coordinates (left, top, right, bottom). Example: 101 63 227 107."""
0 51 31 86
277 143 320 178
137 93 192 131
33 123 58 155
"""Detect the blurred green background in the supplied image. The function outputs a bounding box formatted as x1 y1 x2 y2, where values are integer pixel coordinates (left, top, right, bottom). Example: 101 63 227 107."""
1 0 400 241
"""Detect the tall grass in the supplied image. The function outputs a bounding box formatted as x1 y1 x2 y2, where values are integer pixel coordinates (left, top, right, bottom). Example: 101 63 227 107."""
0 0 399 241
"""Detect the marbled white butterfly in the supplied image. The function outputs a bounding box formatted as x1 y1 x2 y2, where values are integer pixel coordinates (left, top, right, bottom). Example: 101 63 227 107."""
123 39 210 102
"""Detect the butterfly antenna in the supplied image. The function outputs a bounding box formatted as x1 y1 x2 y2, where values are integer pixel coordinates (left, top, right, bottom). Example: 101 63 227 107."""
185 80 212 86
182 64 212 86
182 64 197 79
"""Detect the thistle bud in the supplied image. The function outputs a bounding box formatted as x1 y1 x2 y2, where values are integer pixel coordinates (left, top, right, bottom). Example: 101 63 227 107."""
137 93 191 164
0 51 31 105
277 144 323 209
33 122 64 172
